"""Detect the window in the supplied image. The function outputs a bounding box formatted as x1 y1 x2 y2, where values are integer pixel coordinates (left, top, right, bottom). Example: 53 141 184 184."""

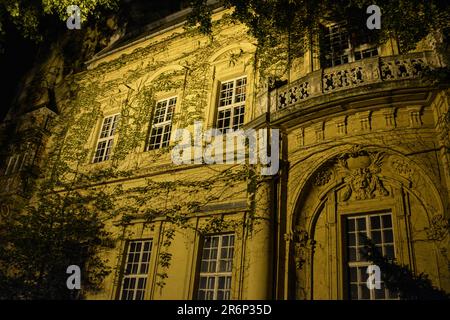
197 234 235 300
345 212 398 300
146 97 176 150
217 77 247 132
93 114 120 163
322 22 378 68
4 153 27 175
120 239 152 300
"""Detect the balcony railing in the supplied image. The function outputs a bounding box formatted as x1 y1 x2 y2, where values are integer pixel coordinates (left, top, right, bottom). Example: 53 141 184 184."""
271 51 442 111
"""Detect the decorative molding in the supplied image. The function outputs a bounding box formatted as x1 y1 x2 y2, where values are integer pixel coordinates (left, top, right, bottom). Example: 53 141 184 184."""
426 215 449 241
312 166 333 186
314 122 325 142
335 115 347 135
357 111 372 132
297 127 305 146
407 106 423 128
389 156 414 181
382 108 396 128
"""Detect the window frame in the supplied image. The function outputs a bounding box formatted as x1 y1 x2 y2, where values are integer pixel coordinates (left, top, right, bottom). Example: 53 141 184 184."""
196 233 235 300
4 154 24 175
119 239 153 300
322 21 380 68
92 113 120 163
3 144 34 176
146 96 177 151
216 76 247 133
342 211 398 300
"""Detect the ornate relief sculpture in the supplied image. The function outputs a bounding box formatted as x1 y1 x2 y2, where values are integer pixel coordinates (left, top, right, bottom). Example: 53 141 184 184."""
312 166 333 186
426 215 450 241
337 146 389 201
285 227 316 270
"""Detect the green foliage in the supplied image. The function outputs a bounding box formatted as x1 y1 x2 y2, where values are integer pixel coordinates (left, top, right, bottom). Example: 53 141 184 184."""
112 85 155 163
0 4 292 297
0 190 116 299
188 0 450 57
0 0 119 41
187 0 212 35
2 0 449 299
360 235 450 300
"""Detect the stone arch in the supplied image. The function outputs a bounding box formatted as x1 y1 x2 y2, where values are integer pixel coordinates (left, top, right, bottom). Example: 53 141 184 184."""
146 64 185 84
290 145 445 233
288 145 448 299
208 42 255 63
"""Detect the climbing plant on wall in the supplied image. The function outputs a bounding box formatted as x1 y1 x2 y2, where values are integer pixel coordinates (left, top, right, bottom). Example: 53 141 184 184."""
189 0 450 56
0 15 272 298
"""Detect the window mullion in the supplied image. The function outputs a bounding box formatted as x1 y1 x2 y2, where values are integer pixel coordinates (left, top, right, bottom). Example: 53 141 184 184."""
5 156 13 175
216 236 222 274
138 242 144 274
107 118 113 138
133 278 137 300
232 79 237 105
163 103 169 122
213 237 219 300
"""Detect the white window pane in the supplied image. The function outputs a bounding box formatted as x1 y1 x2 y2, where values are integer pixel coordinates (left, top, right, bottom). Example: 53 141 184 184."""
120 240 152 300
93 114 119 163
217 77 246 131
197 234 234 300
345 213 396 300
147 97 176 150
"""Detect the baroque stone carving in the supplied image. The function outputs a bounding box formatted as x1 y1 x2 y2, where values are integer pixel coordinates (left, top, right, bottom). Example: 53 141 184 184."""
426 215 450 241
389 157 414 180
312 167 333 186
337 147 389 201
436 109 450 147
323 66 364 92
285 227 316 270
380 57 427 80
278 81 309 108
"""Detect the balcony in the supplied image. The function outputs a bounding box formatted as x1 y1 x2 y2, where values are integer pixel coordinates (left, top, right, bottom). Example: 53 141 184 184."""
269 51 443 123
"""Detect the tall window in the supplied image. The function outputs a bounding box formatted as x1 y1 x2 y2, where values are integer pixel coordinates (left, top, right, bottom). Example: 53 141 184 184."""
197 234 235 300
322 22 378 68
217 77 247 132
146 97 176 150
93 114 120 163
120 239 152 300
345 212 398 300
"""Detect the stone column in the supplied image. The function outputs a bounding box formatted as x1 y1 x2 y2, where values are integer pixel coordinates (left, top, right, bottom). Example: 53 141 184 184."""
245 176 274 299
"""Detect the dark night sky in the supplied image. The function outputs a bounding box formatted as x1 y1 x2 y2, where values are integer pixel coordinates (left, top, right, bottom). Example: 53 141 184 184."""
0 0 190 121
0 25 38 121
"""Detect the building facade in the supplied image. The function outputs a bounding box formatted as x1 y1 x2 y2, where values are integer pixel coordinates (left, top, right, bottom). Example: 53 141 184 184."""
1 7 449 300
